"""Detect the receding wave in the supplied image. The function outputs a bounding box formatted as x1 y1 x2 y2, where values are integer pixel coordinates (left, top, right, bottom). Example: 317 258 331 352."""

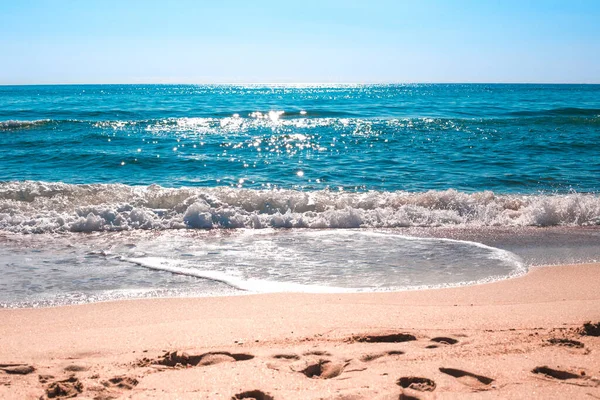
1 181 599 233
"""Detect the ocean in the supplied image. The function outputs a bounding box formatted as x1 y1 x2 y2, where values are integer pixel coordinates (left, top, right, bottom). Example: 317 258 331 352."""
1 84 599 307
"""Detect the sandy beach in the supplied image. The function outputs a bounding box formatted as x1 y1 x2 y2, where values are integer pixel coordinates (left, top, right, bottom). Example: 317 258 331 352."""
0 263 598 399
2 0 600 398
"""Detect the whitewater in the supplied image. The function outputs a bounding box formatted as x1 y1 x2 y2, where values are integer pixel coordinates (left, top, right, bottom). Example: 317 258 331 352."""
1 182 599 234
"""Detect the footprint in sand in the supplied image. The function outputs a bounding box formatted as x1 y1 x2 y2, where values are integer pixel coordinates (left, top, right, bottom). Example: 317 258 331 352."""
153 351 254 367
579 321 600 336
63 364 89 372
294 359 347 379
303 350 332 357
232 389 274 400
42 375 83 399
397 376 436 392
360 350 404 362
272 353 300 361
399 393 421 400
430 337 459 345
38 375 55 384
0 363 35 375
532 366 582 381
439 367 494 390
91 375 139 400
351 333 417 343
101 375 139 390
547 338 584 348
267 354 301 371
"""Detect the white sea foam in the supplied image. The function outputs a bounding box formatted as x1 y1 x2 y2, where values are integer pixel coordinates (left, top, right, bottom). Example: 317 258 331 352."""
0 181 599 233
123 256 354 293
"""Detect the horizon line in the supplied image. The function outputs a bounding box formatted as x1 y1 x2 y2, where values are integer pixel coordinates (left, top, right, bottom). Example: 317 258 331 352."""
1 81 600 86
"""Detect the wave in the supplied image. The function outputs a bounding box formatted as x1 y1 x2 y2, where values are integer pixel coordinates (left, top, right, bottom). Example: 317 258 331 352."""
507 107 600 117
0 119 53 130
1 181 599 233
2 110 599 134
212 109 359 118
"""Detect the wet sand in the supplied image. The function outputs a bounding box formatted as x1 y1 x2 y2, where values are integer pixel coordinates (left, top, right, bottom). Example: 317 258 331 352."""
1 263 599 399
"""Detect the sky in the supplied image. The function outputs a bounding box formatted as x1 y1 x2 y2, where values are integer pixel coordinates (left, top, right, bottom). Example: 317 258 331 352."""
1 0 599 84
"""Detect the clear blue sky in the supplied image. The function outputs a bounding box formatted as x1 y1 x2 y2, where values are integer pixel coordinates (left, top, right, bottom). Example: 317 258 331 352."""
1 0 599 84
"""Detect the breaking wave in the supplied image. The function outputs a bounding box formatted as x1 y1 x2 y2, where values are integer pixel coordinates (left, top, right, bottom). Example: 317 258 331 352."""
1 181 599 233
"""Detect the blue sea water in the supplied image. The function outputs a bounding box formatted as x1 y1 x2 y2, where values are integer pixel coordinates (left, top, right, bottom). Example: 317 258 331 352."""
1 84 599 192
1 84 599 307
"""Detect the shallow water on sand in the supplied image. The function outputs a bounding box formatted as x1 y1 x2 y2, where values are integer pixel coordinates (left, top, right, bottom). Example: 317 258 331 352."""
1 227 598 308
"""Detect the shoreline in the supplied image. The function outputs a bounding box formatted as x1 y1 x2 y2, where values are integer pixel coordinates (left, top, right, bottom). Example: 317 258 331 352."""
1 262 599 399
1 260 530 311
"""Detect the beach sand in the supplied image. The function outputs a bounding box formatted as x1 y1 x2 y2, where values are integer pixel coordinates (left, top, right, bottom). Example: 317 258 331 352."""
1 263 599 399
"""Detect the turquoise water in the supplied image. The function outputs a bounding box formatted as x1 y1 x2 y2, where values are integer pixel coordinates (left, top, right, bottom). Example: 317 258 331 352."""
1 84 599 307
1 84 599 192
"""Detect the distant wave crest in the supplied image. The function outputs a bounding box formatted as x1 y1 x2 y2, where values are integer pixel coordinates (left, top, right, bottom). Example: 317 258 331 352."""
507 107 600 117
0 181 599 233
2 108 599 134
0 119 52 130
